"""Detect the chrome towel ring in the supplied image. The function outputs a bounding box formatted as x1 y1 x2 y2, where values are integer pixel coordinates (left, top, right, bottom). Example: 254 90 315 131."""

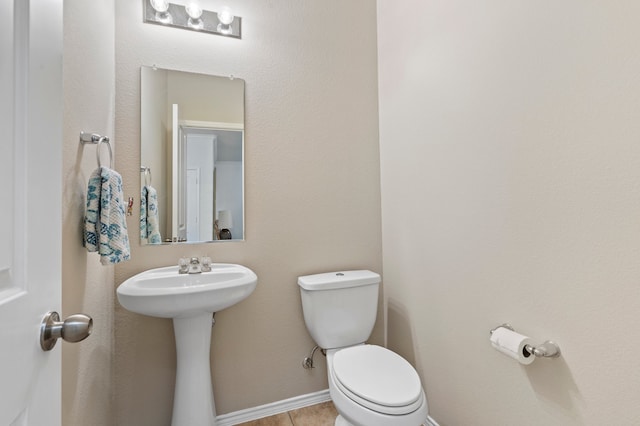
80 131 113 169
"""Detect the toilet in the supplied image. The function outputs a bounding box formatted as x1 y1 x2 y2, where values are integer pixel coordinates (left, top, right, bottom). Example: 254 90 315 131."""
298 270 428 426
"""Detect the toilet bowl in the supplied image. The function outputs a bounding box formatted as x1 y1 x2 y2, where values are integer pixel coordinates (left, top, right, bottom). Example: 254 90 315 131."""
298 270 428 426
327 345 428 426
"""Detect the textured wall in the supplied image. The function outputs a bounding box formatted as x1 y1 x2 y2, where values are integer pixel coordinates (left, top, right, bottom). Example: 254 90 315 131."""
114 1 381 424
62 1 115 425
378 1 640 425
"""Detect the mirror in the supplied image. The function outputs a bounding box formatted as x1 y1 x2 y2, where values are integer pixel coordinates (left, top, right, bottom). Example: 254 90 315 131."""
140 66 244 244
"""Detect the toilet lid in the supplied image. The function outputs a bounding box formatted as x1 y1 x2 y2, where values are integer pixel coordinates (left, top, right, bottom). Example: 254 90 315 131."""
332 345 423 414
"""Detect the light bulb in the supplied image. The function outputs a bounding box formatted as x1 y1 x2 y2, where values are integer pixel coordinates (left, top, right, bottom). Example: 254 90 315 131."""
217 7 234 25
150 0 172 24
150 0 169 13
217 6 234 34
185 2 203 20
185 1 203 29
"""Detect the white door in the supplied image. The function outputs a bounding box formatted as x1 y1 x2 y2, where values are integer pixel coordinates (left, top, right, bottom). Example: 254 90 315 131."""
186 168 201 241
0 0 63 424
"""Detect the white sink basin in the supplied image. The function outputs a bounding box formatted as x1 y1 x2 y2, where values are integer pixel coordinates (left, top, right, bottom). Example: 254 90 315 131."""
117 263 258 426
117 263 257 318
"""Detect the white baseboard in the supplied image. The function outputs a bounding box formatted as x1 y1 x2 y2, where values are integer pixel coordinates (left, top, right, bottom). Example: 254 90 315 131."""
216 389 332 426
216 389 440 426
426 415 440 426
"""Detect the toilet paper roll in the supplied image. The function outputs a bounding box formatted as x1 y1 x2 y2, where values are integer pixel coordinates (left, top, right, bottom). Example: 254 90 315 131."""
489 327 535 365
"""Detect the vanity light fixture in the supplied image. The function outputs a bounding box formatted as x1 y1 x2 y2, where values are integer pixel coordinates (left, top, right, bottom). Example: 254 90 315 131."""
143 0 241 38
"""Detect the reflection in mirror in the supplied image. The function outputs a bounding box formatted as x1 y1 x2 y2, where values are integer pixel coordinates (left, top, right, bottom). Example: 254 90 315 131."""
140 66 244 244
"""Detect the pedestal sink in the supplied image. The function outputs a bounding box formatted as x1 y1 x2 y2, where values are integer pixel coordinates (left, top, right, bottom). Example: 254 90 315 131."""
117 263 257 426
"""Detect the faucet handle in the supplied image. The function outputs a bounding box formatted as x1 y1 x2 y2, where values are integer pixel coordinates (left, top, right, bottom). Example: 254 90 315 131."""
178 258 189 274
201 256 212 272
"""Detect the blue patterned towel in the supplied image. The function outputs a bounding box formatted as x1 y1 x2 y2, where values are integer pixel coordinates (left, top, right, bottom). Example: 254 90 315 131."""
84 167 131 265
140 185 162 244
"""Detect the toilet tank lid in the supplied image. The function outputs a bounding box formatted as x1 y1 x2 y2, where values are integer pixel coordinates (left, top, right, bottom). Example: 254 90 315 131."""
298 270 381 291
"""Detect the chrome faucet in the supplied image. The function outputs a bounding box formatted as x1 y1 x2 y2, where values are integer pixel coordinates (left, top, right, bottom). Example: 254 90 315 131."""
188 257 202 274
178 256 212 274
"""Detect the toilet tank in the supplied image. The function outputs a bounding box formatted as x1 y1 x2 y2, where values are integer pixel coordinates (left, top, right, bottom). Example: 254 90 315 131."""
298 270 380 350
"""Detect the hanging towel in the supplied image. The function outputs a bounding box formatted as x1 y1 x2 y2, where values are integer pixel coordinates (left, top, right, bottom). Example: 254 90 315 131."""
140 185 162 244
84 166 131 265
140 186 148 242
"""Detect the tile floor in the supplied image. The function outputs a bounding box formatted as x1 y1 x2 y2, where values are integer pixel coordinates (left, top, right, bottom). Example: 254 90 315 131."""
236 401 338 426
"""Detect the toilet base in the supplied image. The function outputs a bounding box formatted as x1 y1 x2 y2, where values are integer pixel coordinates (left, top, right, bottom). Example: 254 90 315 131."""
335 414 353 426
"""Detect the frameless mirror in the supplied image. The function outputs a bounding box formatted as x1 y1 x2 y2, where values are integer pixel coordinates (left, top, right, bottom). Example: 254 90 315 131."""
140 66 244 244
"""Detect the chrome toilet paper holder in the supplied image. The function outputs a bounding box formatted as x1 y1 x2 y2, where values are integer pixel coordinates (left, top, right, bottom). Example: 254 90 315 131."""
490 323 561 359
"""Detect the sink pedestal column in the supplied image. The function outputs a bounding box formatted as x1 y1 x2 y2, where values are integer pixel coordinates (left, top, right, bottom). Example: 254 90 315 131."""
172 313 216 426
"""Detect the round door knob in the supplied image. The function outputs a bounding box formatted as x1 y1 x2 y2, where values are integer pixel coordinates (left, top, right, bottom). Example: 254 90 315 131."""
40 311 93 351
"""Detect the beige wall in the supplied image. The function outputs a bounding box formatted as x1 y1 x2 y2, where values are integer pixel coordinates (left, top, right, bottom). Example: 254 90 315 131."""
378 1 640 425
166 70 244 124
140 67 169 237
114 1 381 424
62 1 115 425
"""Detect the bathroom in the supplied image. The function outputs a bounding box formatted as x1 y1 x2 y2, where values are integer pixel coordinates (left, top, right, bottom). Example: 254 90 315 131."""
3 0 640 425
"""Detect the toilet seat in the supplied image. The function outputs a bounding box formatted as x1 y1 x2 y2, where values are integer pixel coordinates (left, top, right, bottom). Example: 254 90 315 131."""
332 345 423 416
